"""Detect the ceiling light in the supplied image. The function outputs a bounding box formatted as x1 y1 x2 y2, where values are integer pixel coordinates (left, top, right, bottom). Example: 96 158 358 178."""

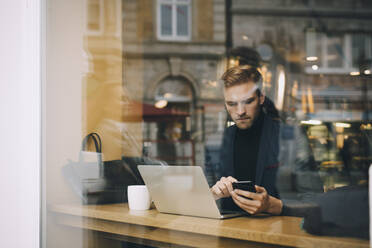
301 120 322 125
350 71 360 76
335 122 351 128
306 56 318 62
155 100 167 109
311 65 318 70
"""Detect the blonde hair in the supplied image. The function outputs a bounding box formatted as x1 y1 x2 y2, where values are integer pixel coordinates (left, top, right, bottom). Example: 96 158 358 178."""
221 65 262 88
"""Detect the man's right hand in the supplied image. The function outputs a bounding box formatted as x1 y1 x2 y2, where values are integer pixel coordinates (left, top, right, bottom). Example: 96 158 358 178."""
211 176 237 200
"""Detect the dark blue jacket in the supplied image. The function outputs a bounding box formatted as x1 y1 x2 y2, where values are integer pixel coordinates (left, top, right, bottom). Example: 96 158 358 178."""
218 114 280 210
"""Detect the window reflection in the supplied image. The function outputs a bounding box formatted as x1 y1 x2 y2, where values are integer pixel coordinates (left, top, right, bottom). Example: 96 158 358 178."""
45 0 372 246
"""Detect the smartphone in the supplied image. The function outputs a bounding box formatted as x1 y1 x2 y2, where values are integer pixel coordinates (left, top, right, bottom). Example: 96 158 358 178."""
232 181 256 193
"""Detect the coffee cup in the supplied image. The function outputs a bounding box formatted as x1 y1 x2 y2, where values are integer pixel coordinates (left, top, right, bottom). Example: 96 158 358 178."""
127 185 151 210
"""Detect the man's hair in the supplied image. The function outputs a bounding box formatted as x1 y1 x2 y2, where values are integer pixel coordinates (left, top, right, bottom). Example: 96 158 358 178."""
221 65 262 88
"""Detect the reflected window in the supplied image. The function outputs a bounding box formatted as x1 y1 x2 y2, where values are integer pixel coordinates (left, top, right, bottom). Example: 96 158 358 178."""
352 34 372 69
155 76 193 102
326 34 344 68
157 0 191 41
143 76 195 165
306 31 372 74
85 0 104 35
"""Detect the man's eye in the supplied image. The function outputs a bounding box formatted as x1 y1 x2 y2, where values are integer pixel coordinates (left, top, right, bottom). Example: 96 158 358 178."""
226 102 237 107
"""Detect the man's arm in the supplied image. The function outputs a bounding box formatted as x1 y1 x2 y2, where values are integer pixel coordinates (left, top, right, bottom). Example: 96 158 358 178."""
231 185 283 215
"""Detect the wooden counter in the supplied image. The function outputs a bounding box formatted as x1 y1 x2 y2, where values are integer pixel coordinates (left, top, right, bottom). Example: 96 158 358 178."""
50 203 369 248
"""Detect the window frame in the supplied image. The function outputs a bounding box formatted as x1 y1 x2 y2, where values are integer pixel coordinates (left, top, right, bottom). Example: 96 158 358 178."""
156 0 192 41
1 1 42 247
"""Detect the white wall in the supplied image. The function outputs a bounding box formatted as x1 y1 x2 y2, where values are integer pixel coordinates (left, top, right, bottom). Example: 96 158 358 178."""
0 0 41 248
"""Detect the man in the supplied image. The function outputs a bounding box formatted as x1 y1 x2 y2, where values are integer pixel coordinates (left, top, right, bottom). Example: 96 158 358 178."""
211 65 283 215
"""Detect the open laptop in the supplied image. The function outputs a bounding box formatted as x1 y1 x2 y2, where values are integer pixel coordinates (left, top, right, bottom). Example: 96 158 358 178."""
137 165 243 219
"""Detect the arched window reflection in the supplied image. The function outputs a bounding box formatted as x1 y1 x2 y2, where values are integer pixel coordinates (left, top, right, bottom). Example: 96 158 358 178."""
143 76 195 165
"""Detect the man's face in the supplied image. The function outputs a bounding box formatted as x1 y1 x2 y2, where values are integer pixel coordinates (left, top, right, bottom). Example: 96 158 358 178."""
224 82 264 130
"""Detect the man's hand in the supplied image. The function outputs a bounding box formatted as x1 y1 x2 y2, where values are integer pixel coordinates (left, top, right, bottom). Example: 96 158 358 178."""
211 176 237 200
231 185 283 215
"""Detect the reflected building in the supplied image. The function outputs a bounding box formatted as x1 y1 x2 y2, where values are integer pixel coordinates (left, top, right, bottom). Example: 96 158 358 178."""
81 0 372 188
82 0 227 165
227 0 372 191
121 0 227 166
83 0 125 160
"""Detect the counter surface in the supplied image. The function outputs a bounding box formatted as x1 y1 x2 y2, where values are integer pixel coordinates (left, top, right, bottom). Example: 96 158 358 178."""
50 203 369 248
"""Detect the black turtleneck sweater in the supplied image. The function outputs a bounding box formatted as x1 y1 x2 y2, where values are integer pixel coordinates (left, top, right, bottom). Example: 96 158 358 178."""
233 111 264 183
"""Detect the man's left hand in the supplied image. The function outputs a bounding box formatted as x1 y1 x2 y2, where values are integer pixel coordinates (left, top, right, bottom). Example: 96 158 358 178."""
231 185 282 215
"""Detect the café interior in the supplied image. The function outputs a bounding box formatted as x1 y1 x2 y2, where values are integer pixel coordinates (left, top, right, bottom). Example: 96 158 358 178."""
44 0 372 247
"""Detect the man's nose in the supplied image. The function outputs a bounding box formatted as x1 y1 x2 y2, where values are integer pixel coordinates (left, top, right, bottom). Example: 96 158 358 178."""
236 103 245 115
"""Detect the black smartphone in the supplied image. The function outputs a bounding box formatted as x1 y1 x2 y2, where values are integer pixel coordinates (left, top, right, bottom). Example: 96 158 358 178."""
232 181 256 193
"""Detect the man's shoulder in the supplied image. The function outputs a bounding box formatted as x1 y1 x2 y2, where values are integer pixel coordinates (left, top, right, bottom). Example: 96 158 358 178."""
263 114 281 127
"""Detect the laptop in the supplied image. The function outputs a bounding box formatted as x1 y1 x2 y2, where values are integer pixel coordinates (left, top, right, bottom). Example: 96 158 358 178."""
137 165 243 219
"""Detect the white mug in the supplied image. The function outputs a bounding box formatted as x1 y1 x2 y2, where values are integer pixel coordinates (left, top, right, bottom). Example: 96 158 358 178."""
127 185 151 210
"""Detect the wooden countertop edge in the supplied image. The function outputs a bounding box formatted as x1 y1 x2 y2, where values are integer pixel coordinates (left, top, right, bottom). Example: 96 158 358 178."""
49 203 369 248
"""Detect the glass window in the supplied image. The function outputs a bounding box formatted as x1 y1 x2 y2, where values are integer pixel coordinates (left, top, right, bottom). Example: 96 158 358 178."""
326 33 344 68
160 4 172 36
44 0 372 247
306 31 372 74
176 5 188 36
352 34 372 69
158 0 191 40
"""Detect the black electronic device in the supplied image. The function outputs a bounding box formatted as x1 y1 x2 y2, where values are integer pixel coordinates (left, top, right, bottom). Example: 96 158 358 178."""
232 181 256 193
